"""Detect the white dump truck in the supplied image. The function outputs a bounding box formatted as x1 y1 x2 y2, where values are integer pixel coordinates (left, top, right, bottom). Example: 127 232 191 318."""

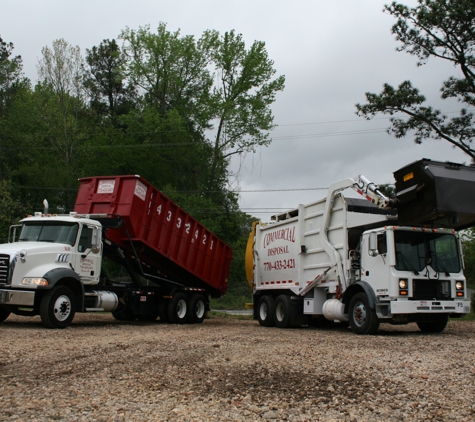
0 175 232 328
246 159 473 334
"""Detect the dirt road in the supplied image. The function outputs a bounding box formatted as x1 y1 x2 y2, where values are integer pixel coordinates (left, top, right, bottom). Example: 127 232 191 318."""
1 314 474 421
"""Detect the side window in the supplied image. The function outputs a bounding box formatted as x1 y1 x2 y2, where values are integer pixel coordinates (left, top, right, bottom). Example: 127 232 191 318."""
78 227 93 252
377 233 387 255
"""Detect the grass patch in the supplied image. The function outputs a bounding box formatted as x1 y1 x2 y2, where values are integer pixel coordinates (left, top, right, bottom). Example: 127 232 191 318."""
210 295 251 310
209 310 253 320
211 277 252 310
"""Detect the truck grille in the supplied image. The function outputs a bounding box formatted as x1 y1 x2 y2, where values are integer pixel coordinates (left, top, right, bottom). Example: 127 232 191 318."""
412 279 450 300
0 254 10 285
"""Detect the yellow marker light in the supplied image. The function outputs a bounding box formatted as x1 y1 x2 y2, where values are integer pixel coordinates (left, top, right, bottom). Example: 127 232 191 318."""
403 172 414 182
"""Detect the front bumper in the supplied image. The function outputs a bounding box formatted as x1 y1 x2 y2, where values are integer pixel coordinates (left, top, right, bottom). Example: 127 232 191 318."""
0 289 35 306
391 299 470 314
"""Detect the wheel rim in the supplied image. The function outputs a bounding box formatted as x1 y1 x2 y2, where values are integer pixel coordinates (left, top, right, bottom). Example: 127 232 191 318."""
275 302 284 322
352 301 366 328
259 303 268 321
176 299 187 319
53 295 72 322
195 300 205 319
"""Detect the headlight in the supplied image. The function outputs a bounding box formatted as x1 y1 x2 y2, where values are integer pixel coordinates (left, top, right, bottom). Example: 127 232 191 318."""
22 277 49 286
399 279 408 289
455 281 464 290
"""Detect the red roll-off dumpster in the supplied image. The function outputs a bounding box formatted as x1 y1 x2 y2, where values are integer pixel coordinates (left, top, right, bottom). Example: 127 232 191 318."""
74 175 231 296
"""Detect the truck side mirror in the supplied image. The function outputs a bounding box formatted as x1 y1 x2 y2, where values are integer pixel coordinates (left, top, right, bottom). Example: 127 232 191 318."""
91 227 101 254
369 232 378 256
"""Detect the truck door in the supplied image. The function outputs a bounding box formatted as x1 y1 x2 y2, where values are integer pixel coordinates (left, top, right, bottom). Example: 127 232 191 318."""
361 231 391 296
73 225 102 284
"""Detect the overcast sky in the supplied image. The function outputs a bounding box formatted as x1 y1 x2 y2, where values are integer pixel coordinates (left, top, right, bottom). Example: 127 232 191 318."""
2 0 469 221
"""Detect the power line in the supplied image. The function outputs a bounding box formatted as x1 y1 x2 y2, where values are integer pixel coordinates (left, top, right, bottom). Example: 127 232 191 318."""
0 128 388 151
272 128 386 140
274 108 474 127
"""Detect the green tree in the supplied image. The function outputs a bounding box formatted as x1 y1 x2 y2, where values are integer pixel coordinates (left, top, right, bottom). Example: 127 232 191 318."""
209 30 285 186
117 24 218 191
84 39 136 125
0 36 29 117
119 24 215 126
0 179 30 243
0 36 36 207
37 38 86 159
356 0 475 161
34 39 93 211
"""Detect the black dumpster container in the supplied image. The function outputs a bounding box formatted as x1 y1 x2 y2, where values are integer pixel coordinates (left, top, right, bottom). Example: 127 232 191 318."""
394 158 475 230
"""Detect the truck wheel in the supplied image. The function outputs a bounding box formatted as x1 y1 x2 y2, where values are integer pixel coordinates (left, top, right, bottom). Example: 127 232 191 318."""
274 295 292 328
188 294 206 324
0 307 11 322
257 295 275 327
167 292 188 324
158 299 169 323
417 316 448 333
40 286 76 329
348 292 379 335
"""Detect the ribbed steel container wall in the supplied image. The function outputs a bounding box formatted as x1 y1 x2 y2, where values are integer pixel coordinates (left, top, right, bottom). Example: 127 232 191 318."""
394 159 475 230
74 175 231 296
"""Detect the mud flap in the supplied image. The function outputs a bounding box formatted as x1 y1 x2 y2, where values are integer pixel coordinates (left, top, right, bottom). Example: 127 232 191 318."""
290 296 308 327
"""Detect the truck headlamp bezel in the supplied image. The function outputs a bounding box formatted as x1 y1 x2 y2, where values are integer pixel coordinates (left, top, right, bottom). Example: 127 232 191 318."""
399 279 408 289
21 277 49 286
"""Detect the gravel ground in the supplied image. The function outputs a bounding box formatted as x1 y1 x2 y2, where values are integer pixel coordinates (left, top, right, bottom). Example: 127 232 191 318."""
1 314 475 422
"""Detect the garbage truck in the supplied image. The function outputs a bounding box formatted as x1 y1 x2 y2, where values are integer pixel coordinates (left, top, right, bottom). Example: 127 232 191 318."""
0 175 232 328
246 159 474 334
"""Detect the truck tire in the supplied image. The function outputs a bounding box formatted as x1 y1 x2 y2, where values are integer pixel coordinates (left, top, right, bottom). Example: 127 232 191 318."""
0 306 10 322
188 294 206 324
274 295 292 328
348 292 379 335
257 295 275 327
40 286 76 329
417 316 448 333
167 292 188 324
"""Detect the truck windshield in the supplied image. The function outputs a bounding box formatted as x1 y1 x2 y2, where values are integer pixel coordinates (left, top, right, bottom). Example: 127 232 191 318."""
19 222 79 246
394 231 460 274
